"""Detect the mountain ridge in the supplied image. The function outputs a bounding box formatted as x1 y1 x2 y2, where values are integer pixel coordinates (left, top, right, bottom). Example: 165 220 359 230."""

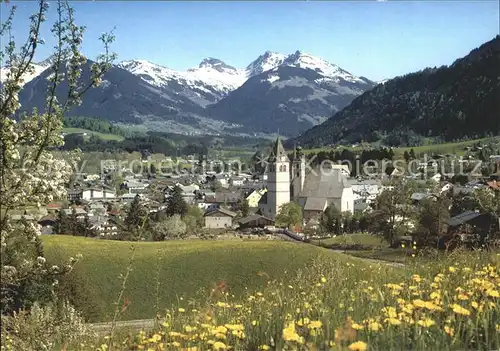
292 35 500 148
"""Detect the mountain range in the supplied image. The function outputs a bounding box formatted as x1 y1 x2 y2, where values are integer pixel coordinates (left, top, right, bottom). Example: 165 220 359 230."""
2 51 375 137
292 36 500 148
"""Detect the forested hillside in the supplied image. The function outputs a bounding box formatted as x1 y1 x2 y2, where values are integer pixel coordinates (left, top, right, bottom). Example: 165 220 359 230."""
293 36 500 148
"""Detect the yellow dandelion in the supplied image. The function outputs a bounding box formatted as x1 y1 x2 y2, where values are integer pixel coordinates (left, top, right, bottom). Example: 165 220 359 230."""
282 322 302 343
178 308 185 313
368 321 382 332
451 304 471 316
321 276 327 283
417 318 435 328
259 346 270 350
486 289 499 298
297 317 310 327
457 293 469 301
385 318 401 326
309 320 323 329
449 266 456 273
348 341 368 351
444 326 454 336
412 299 426 308
212 341 227 350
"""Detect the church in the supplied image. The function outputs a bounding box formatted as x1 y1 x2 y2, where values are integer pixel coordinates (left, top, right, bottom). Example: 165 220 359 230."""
258 137 354 221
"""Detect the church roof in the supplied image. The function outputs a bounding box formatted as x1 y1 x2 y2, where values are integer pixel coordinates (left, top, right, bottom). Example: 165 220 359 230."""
298 168 350 199
267 137 289 163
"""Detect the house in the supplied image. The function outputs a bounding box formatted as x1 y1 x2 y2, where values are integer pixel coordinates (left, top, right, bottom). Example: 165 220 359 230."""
246 188 267 208
214 191 241 209
237 214 275 229
62 207 87 220
348 178 381 204
82 188 116 201
38 215 57 234
204 208 237 229
46 203 63 213
230 176 245 187
446 210 500 247
67 189 83 202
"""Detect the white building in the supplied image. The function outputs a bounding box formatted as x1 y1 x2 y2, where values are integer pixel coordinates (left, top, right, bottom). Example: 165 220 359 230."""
82 188 116 201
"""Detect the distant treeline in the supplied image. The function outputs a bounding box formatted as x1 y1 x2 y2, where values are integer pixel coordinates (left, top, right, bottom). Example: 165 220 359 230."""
63 116 130 136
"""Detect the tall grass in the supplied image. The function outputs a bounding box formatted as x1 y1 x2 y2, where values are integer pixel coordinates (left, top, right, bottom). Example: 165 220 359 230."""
83 250 499 351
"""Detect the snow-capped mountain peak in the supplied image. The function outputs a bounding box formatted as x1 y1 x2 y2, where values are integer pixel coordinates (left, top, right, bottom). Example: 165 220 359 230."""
197 58 238 74
245 51 286 77
0 59 52 86
281 50 363 83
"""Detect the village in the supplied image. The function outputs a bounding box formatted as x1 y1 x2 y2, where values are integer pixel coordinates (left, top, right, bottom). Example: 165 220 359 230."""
11 138 499 249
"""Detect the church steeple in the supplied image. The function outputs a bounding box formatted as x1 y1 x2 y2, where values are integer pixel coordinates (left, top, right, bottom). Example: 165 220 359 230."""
268 136 289 163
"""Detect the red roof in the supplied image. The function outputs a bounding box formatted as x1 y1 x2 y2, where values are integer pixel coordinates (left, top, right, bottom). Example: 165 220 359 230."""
487 180 500 190
46 203 62 209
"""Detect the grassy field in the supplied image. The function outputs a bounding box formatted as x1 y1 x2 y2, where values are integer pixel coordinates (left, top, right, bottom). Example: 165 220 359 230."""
62 127 125 142
84 250 499 351
314 233 386 248
302 137 498 158
42 236 351 322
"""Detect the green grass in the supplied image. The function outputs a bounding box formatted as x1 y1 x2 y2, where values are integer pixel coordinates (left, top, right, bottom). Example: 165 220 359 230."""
62 128 125 142
314 233 386 248
42 236 351 322
302 137 499 158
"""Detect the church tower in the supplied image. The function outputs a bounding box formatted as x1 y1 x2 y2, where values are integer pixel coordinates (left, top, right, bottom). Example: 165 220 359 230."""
266 136 290 219
291 145 306 201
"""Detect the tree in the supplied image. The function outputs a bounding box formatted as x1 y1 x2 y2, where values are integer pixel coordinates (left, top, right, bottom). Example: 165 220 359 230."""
183 206 204 233
237 197 250 218
403 150 411 163
166 186 188 217
275 202 302 230
0 0 115 315
124 195 147 232
54 210 70 234
370 179 415 245
151 215 187 241
409 149 416 160
319 204 342 234
415 197 451 247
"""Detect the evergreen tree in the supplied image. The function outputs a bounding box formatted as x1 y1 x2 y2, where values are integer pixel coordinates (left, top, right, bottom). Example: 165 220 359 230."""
54 210 70 234
237 197 250 218
166 186 188 217
403 151 411 163
409 149 416 160
125 195 147 231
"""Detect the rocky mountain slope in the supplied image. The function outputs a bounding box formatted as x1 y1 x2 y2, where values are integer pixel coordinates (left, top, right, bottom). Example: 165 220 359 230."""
293 36 500 148
207 51 375 136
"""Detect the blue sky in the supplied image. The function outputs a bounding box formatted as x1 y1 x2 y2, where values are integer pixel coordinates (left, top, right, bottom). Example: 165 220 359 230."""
3 1 499 81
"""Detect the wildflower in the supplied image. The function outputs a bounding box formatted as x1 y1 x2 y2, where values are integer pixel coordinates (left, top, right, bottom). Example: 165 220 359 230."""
178 308 185 313
385 318 401 326
449 266 456 273
296 317 310 326
212 341 227 350
282 322 303 343
368 321 382 332
308 320 322 329
348 341 368 351
411 274 422 283
457 293 469 301
259 346 270 350
486 289 499 298
417 318 435 328
321 276 327 283
471 301 479 309
451 304 471 316
444 326 454 336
